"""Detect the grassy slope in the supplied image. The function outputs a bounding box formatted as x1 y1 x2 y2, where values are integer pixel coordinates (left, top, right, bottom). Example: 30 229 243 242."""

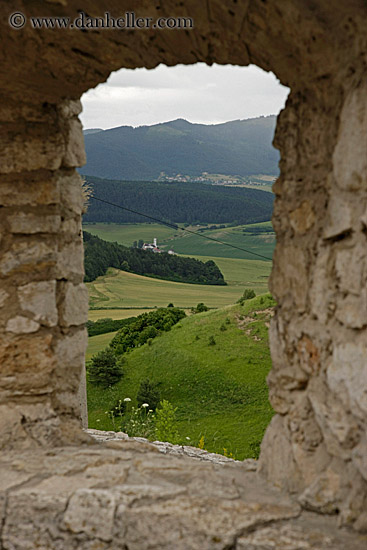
87 295 275 460
87 258 271 309
86 331 118 361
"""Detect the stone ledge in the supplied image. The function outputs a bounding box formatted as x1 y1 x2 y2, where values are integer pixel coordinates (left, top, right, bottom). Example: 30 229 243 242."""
0 441 366 549
86 428 256 467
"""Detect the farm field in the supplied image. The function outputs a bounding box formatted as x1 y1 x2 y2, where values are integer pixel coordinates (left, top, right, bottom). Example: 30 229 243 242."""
87 256 271 310
86 331 118 361
87 295 275 459
83 222 178 248
88 308 153 322
82 221 275 261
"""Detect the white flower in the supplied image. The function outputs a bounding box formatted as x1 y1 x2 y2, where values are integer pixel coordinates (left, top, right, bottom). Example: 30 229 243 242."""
142 403 149 408
186 437 190 440
96 419 101 423
124 397 131 402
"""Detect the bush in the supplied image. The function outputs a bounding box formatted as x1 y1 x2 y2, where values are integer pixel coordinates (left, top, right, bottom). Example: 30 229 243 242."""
155 400 180 444
220 324 227 332
87 348 123 388
208 336 216 346
237 289 256 305
191 302 209 314
137 379 161 411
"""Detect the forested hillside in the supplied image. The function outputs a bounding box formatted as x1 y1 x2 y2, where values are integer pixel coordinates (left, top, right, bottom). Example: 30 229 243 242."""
80 116 279 180
83 231 226 285
83 177 274 224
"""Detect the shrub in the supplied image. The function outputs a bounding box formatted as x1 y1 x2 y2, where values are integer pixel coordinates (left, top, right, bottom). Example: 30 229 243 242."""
220 323 227 332
87 348 123 388
208 336 216 346
237 289 256 305
137 379 161 411
191 302 208 314
155 400 180 444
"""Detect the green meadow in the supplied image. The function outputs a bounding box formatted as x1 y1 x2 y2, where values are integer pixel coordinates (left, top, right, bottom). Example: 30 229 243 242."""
87 256 271 310
87 295 275 460
82 221 275 262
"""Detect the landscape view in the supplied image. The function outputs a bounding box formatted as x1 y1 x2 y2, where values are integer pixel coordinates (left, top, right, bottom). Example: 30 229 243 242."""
81 64 288 460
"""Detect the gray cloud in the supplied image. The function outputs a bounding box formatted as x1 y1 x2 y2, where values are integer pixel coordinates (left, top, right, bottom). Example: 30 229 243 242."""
80 63 289 129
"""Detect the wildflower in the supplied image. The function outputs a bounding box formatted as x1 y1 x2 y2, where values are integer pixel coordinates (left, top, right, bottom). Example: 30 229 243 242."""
96 419 100 423
124 397 131 402
186 436 190 440
142 403 149 408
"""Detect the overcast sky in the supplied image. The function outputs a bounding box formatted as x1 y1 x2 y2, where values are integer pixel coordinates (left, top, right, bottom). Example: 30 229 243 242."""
80 63 289 130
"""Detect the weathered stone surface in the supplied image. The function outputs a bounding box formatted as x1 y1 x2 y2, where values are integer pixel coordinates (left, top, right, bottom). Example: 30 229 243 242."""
18 280 58 326
0 444 366 549
0 289 8 307
323 195 353 239
333 82 367 192
86 429 254 467
327 340 367 421
59 283 89 327
8 212 60 234
289 200 316 235
0 239 57 276
6 315 40 334
0 0 366 540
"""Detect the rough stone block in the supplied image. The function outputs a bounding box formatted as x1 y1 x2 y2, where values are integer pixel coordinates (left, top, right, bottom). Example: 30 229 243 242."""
59 283 88 327
0 333 55 392
333 83 367 191
56 239 84 279
0 130 64 174
8 212 60 234
59 171 84 215
0 178 60 207
327 340 367 422
62 118 86 168
6 315 40 334
63 489 116 541
0 239 57 276
55 330 88 370
18 280 58 326
335 292 367 329
323 195 353 239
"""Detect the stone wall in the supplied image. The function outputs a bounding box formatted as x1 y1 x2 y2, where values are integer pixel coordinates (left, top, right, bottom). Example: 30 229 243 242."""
0 0 366 539
258 80 367 529
0 100 89 449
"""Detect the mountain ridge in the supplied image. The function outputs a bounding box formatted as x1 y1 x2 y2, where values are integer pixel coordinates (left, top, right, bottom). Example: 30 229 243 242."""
81 115 279 181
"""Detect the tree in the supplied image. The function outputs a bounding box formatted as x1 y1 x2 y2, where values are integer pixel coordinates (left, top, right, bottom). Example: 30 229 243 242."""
87 348 123 388
191 302 208 314
237 289 256 305
138 239 144 249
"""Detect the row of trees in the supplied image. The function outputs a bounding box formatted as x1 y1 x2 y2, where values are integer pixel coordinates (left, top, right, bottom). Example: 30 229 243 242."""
84 231 226 285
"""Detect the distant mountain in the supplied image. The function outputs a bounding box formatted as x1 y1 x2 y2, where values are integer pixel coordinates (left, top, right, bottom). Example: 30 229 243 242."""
83 128 104 135
80 116 279 181
83 176 274 224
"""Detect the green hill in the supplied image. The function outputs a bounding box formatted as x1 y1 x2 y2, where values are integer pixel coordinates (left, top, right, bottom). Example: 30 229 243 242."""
87 294 275 460
81 116 279 181
82 176 274 225
84 231 226 285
